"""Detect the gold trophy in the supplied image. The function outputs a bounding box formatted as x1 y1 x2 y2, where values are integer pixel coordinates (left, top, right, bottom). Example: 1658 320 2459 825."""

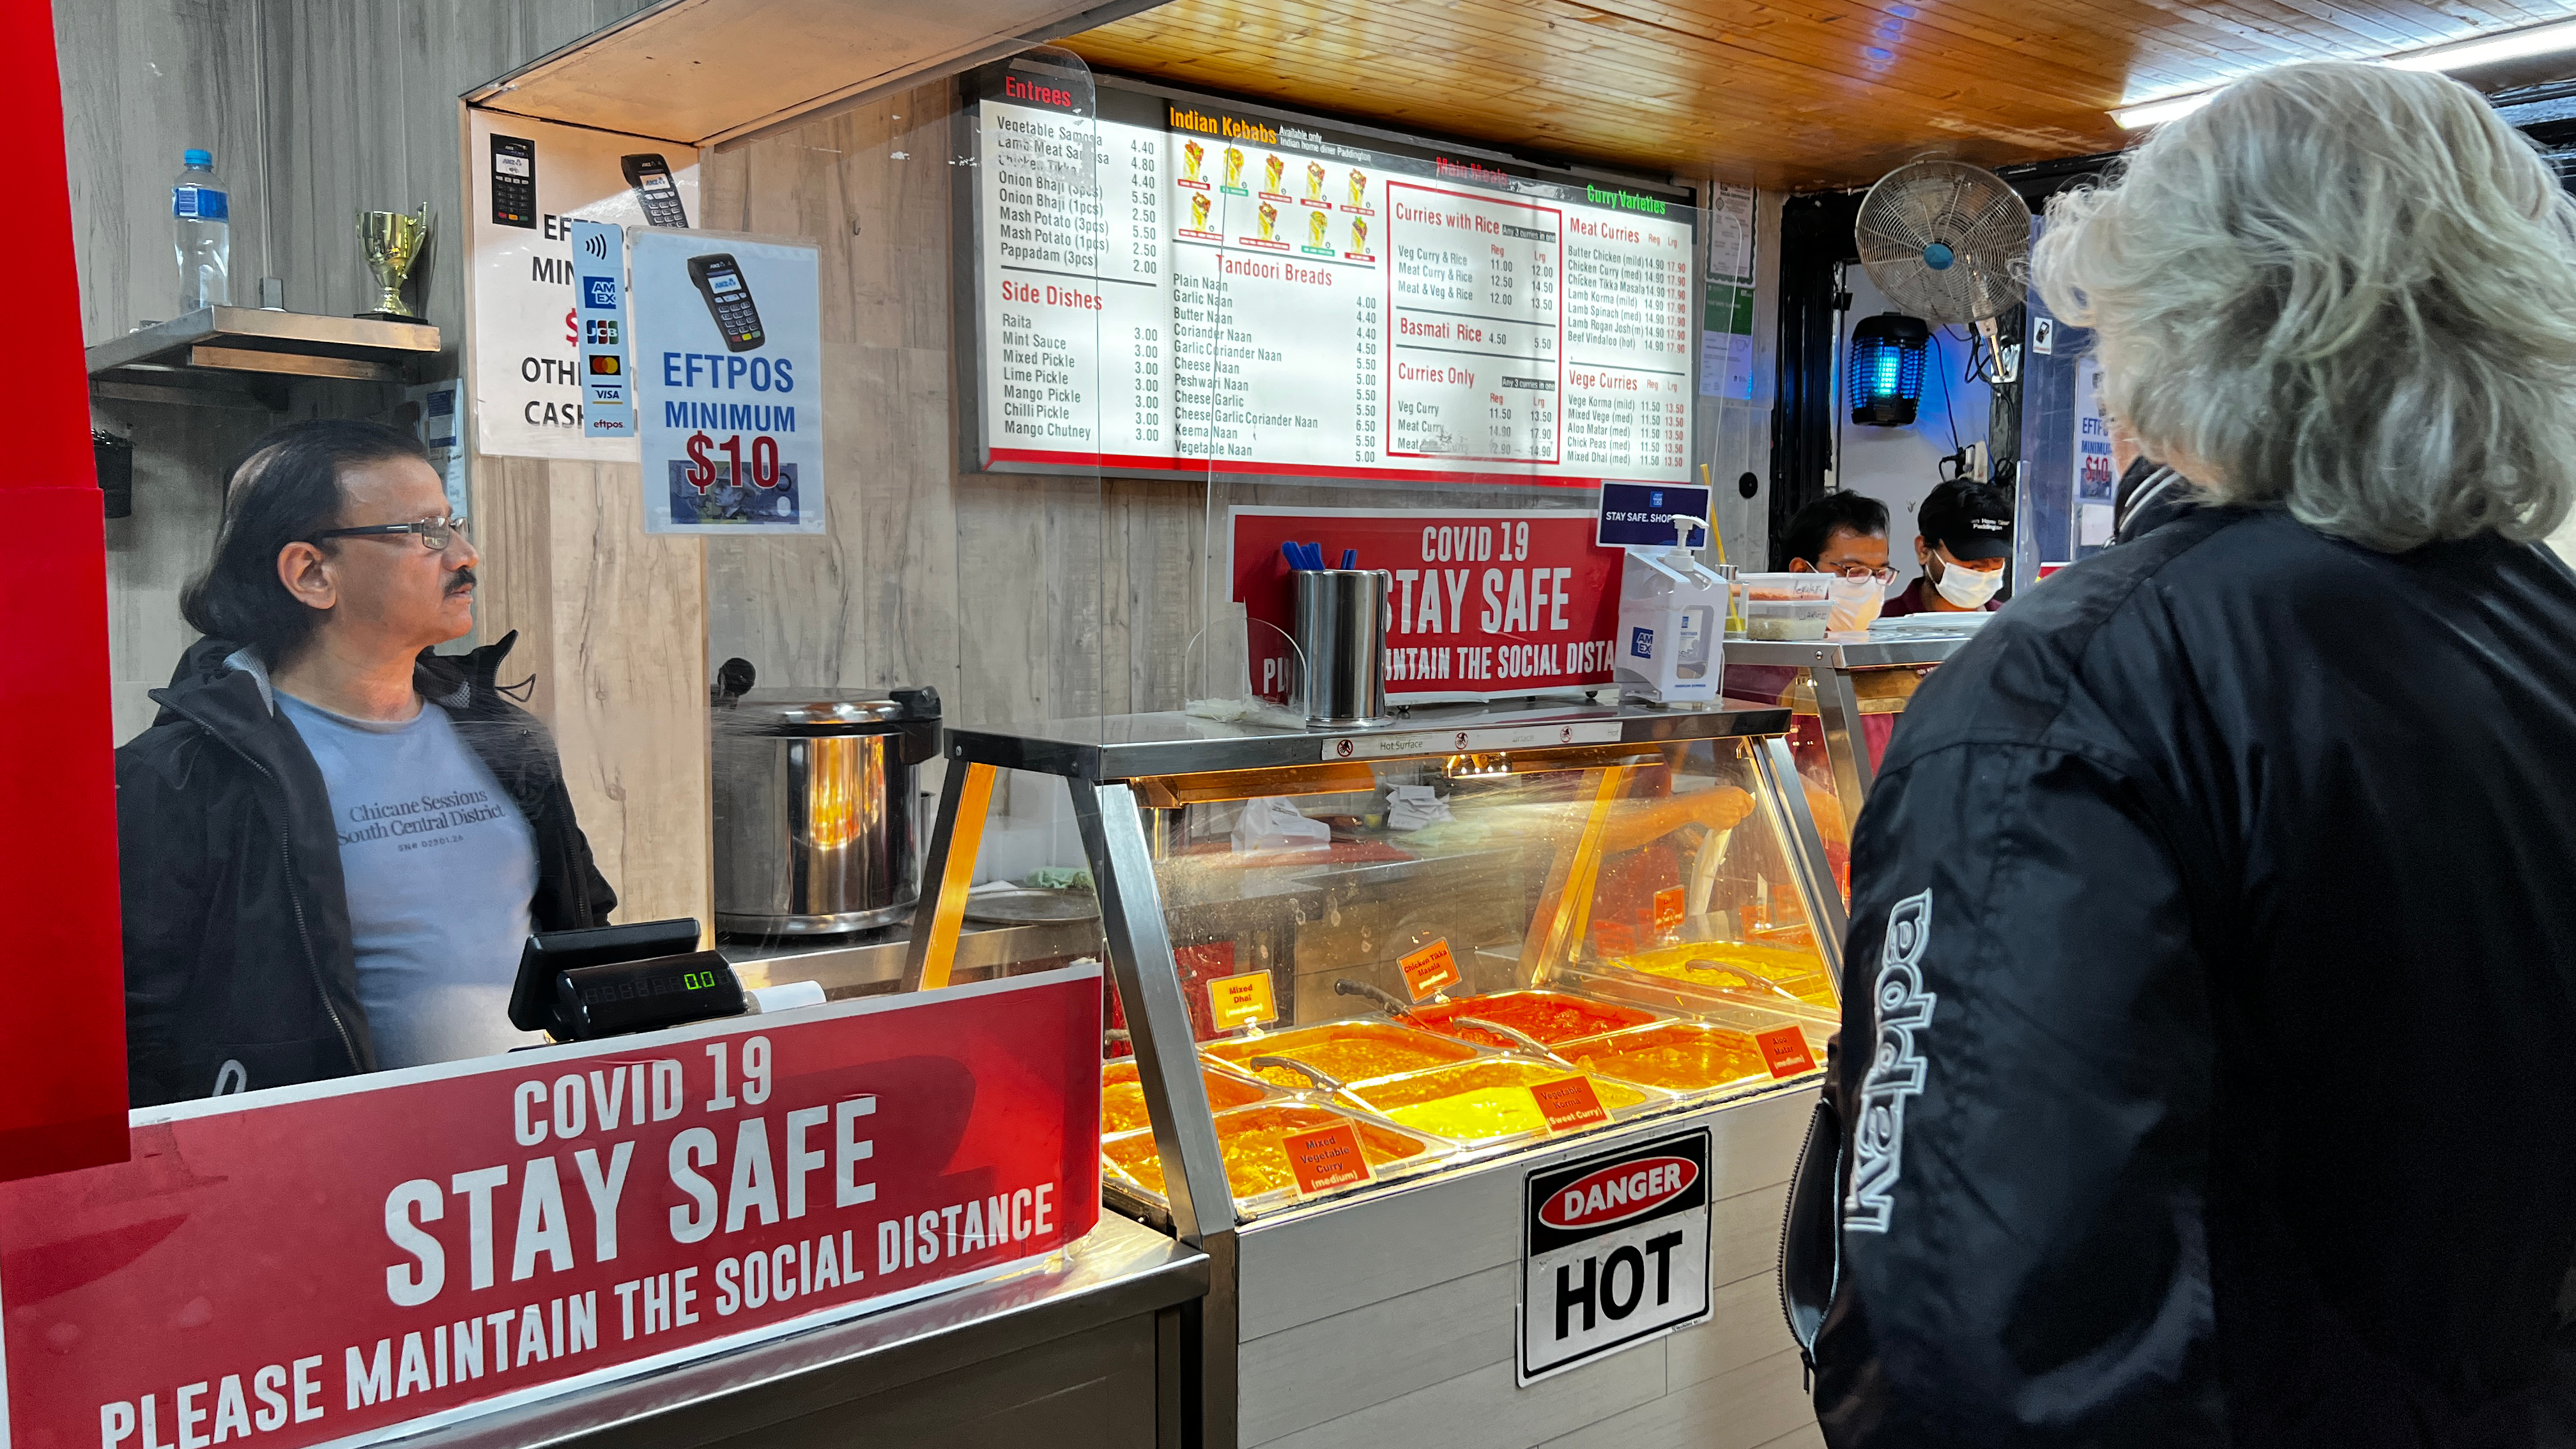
356 206 432 320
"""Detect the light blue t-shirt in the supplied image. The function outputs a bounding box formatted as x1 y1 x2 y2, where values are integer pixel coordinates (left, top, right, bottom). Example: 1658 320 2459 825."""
279 693 542 1068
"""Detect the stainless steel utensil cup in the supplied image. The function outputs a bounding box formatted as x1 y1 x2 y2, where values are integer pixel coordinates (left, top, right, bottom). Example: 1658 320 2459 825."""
1294 567 1392 727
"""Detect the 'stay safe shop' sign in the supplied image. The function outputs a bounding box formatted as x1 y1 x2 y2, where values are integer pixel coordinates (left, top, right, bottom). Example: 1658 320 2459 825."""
0 969 1101 1449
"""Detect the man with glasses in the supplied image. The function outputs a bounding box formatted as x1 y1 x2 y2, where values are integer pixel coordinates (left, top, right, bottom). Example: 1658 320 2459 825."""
116 420 614 1104
1781 490 1896 585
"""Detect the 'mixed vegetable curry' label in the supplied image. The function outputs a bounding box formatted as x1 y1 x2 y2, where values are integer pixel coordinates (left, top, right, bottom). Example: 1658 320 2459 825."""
1282 1120 1375 1195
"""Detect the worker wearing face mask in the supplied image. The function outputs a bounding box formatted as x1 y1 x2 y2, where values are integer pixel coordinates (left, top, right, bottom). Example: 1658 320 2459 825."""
1882 479 2012 617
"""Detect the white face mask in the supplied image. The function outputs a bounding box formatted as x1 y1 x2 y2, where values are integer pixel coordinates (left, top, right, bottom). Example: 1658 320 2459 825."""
1827 573 1886 632
1933 559 2004 610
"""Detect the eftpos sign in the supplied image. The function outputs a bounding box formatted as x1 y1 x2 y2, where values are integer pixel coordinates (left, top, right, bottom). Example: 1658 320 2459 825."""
567 220 633 438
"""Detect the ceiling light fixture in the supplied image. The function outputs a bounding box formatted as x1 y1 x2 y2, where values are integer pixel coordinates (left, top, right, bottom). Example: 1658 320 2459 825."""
2108 14 2576 129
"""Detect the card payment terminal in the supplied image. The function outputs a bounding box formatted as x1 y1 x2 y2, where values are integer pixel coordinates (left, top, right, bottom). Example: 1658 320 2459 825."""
689 253 765 352
621 153 690 229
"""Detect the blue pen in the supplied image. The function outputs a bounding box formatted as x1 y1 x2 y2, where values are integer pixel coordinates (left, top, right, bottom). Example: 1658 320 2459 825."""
1340 548 1357 569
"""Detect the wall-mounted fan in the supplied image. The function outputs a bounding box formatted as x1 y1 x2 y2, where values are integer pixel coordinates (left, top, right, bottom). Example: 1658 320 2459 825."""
1855 159 2031 381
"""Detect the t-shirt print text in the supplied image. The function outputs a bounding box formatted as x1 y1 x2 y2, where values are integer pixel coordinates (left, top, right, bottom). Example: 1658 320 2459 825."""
338 788 510 848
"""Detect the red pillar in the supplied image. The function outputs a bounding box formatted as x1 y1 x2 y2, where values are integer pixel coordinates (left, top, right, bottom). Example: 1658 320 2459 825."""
0 4 130 1177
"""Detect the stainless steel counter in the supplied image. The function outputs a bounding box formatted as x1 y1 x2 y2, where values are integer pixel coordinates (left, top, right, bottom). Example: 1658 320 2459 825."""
382 1213 1203 1449
727 917 1105 997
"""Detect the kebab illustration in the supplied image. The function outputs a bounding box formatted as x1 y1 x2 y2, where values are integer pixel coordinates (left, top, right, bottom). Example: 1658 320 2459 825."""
1224 146 1246 187
1190 192 1213 232
1258 201 1280 240
1351 215 1370 254
1264 153 1286 193
1183 139 1206 182
1349 169 1368 206
1306 160 1327 199
1309 208 1331 246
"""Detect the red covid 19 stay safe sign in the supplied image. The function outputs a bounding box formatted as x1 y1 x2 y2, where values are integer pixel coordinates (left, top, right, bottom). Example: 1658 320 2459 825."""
1232 505 1626 706
0 968 1103 1449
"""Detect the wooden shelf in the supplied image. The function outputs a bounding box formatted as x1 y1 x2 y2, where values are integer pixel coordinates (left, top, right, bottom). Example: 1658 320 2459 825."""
466 0 1167 149
86 309 441 388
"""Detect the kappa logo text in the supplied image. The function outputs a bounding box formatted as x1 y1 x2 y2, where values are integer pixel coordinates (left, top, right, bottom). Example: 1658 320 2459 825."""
1844 889 1936 1234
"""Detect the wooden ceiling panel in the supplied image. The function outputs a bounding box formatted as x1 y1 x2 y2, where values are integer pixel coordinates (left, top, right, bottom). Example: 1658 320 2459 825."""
1064 0 2576 187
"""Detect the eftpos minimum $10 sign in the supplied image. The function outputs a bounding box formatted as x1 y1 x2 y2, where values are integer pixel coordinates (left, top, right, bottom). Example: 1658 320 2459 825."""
630 229 825 535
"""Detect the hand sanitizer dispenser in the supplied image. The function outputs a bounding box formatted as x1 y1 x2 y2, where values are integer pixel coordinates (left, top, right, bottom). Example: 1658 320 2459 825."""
1614 514 1725 705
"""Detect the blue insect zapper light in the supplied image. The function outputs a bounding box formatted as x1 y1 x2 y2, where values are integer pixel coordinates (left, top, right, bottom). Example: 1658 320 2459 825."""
1850 313 1931 427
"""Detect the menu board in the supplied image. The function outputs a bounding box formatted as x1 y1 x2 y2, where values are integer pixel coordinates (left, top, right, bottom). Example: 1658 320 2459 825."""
967 66 1698 489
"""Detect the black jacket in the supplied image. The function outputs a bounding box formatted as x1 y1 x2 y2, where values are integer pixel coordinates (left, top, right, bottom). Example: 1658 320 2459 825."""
1784 509 2576 1446
116 633 615 1106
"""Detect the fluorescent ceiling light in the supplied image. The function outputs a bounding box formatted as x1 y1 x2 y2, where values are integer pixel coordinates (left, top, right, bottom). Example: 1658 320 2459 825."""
2384 16 2576 72
2108 14 2576 130
2109 93 2217 129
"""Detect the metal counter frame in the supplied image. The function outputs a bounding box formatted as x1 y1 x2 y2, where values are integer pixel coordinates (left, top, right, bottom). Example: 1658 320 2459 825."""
896 700 1841 1449
1726 632 1975 815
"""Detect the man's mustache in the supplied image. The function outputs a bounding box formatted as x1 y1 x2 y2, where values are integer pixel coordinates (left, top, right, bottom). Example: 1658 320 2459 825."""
447 567 477 595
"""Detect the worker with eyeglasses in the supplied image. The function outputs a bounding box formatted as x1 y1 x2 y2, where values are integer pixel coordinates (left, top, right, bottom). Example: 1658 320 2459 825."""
115 420 615 1105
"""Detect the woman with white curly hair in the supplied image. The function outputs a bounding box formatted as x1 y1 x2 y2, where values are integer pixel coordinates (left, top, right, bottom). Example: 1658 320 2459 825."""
1781 61 2576 1446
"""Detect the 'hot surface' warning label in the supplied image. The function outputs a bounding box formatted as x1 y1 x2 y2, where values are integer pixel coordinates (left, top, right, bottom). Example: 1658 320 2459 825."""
1518 1127 1712 1383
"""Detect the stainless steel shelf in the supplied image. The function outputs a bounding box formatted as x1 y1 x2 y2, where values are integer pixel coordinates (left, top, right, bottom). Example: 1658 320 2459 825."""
945 700 1796 783
86 307 440 387
1724 631 1977 671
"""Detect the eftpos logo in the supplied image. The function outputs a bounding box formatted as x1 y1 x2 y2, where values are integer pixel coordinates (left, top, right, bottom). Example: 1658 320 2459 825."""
581 275 618 310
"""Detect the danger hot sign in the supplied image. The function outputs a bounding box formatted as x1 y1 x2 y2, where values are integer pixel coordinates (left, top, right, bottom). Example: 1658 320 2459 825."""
1518 1127 1712 1383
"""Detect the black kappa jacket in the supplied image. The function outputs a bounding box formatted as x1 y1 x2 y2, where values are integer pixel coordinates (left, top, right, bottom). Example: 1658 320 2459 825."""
115 633 615 1106
1784 508 2576 1446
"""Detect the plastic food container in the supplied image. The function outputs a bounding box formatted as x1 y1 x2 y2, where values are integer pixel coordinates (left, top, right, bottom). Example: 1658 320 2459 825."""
1101 1059 1268 1135
1204 1020 1481 1087
1101 1101 1438 1200
1348 1059 1657 1142
1561 1022 1774 1094
1737 572 1834 641
1407 990 1660 1048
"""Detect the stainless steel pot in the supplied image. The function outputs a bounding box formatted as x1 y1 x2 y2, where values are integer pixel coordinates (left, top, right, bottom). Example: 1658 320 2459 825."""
712 686 941 937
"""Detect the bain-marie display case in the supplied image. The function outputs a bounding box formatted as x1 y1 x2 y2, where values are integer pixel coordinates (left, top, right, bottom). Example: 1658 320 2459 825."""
901 700 1847 1449
1724 626 1983 898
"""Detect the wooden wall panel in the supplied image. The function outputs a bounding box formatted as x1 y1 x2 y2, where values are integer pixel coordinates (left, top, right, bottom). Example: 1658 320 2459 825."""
54 0 268 344
535 459 712 932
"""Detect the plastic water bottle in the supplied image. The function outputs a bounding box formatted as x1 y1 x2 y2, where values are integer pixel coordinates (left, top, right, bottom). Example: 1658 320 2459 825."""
172 149 231 312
